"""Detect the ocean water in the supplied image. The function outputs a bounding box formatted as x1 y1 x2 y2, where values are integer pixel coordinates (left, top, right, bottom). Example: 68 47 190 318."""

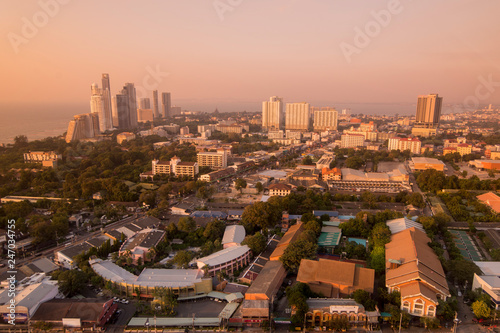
0 101 465 145
0 104 86 145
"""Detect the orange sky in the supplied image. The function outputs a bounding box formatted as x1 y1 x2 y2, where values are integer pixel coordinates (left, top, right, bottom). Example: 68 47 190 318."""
1 0 500 112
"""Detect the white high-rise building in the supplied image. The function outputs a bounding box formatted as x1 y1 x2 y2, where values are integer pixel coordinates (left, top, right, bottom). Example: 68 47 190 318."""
101 74 113 130
285 102 310 131
90 83 113 132
262 96 284 131
313 107 338 131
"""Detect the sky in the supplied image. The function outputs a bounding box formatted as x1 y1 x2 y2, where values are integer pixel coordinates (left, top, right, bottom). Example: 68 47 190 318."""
1 0 500 113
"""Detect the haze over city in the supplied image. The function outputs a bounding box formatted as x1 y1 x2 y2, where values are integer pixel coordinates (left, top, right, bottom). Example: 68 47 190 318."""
1 0 500 114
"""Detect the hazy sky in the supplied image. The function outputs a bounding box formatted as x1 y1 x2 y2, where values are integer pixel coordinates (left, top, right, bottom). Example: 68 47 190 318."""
1 0 500 112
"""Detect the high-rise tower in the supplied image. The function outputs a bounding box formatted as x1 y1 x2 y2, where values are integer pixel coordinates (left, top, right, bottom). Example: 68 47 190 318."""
101 73 113 130
153 90 159 119
121 83 138 128
285 102 310 131
412 94 442 137
161 92 171 118
262 96 284 131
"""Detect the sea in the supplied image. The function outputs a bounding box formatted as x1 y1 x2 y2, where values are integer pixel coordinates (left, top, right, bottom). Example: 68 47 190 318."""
0 101 467 145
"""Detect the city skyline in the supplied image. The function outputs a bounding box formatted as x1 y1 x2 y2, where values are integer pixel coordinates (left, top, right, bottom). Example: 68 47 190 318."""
1 1 500 114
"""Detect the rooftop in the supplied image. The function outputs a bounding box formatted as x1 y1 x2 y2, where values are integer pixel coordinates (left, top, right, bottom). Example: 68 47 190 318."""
222 225 246 245
197 245 250 267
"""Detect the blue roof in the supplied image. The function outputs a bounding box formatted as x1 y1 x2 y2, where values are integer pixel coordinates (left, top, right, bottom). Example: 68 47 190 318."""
190 211 228 218
348 238 367 247
227 210 244 216
313 210 339 217
288 215 302 220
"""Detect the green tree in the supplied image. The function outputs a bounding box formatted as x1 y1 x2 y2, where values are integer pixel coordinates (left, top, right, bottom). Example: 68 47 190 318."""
242 232 267 254
152 288 178 316
352 289 376 311
203 219 225 240
235 178 247 193
139 191 156 207
369 246 385 273
173 250 192 268
178 216 196 233
280 239 317 273
57 270 87 297
472 300 491 319
256 182 264 193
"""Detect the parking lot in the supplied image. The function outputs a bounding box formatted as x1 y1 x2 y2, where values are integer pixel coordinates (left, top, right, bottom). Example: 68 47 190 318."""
175 299 227 318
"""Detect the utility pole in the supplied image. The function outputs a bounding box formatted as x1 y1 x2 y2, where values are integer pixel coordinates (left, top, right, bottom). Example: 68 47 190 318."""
398 312 402 333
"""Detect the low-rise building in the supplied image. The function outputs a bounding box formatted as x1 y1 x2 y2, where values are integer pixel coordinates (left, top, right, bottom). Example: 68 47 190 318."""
469 159 500 171
410 157 445 172
222 225 246 248
268 183 292 197
119 229 165 265
297 259 375 297
0 281 59 323
31 299 117 329
23 151 61 167
303 298 380 330
196 245 251 277
152 156 199 178
385 228 450 317
116 132 136 144
90 259 212 298
472 262 500 309
270 222 304 261
340 134 365 148
477 192 500 214
322 167 341 181
388 137 422 154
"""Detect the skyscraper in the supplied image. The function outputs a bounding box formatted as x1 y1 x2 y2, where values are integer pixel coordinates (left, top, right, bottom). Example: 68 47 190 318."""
313 107 338 131
262 96 284 131
161 92 171 118
415 94 442 126
152 90 159 119
139 98 151 109
412 94 443 137
112 94 130 129
90 83 113 132
285 102 310 131
65 113 100 143
101 73 113 129
122 83 138 128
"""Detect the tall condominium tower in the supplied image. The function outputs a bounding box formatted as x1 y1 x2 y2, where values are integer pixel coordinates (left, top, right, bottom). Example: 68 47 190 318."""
121 83 138 128
65 113 100 143
412 94 443 137
313 107 338 131
139 98 151 109
162 92 171 118
285 102 310 131
101 73 113 129
152 90 159 119
112 94 130 129
262 96 284 131
89 83 113 132
415 94 442 126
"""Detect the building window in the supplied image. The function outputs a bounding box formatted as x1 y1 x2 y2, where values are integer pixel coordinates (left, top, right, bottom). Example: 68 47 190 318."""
402 301 410 313
413 299 424 315
427 306 435 317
